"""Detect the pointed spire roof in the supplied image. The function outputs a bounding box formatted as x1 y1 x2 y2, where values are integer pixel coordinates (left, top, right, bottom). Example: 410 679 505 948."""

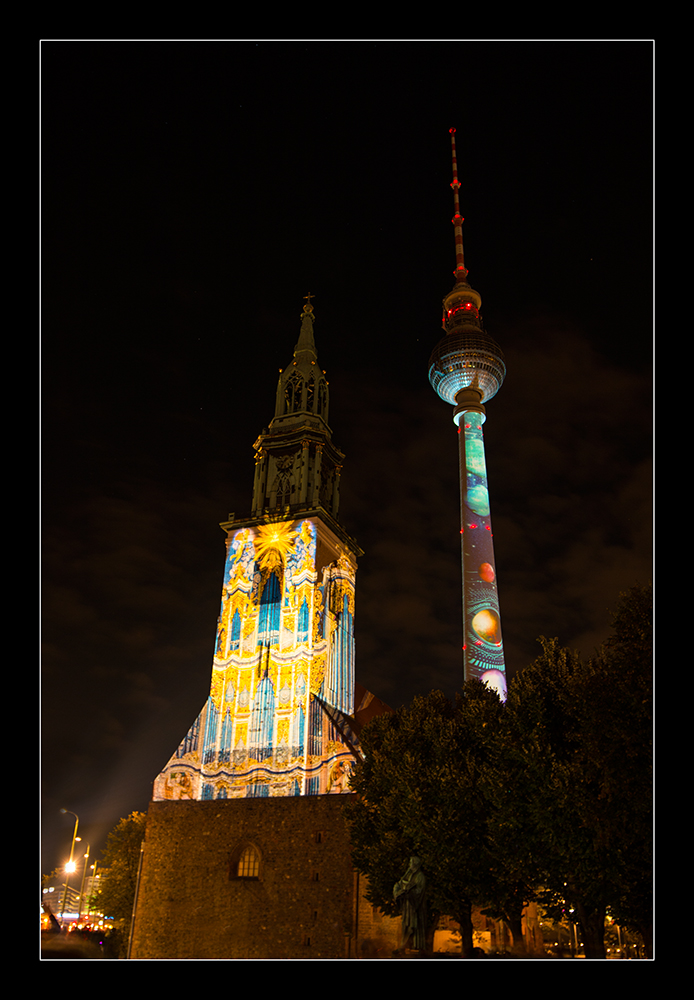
293 293 318 363
271 295 330 427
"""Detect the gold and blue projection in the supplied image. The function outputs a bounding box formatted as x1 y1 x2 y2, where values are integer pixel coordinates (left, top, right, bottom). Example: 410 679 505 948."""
153 517 357 800
154 299 365 799
428 128 507 701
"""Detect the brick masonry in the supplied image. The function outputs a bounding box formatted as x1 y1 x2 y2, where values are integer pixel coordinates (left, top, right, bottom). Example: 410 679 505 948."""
130 793 400 959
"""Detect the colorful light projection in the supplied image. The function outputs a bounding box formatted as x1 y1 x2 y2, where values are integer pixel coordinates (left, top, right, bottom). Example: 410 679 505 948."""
456 408 507 702
153 517 358 800
429 128 508 702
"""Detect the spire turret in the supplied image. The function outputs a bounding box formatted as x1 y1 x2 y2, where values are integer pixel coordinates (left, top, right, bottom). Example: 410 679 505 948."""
246 298 344 524
293 293 318 362
273 296 329 426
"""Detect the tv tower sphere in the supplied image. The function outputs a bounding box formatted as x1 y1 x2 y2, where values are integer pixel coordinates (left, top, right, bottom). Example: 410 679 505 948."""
429 128 507 702
428 325 506 407
428 128 506 408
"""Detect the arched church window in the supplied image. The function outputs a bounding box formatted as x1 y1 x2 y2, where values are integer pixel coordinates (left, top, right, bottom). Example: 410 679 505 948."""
176 714 200 758
249 670 275 761
284 371 304 413
276 474 291 509
229 843 262 880
230 609 241 651
298 597 309 641
257 572 281 644
308 695 322 757
219 708 232 763
306 375 315 412
238 845 260 877
317 380 327 416
202 697 219 764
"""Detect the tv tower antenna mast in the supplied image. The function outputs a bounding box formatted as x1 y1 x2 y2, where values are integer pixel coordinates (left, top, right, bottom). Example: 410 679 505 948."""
428 128 508 700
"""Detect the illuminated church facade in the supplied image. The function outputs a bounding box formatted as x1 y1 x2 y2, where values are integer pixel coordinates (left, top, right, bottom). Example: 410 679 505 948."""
131 299 402 958
153 298 376 804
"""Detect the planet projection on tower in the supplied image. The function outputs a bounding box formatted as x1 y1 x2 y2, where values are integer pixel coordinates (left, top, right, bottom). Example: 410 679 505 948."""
428 128 508 701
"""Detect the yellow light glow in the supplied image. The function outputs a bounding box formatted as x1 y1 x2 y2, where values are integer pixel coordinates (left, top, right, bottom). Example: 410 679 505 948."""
254 521 297 572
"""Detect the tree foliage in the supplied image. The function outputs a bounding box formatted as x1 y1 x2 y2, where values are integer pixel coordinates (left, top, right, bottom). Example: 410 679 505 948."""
502 638 614 956
347 682 509 956
97 811 147 925
492 584 652 958
577 584 652 953
348 584 652 959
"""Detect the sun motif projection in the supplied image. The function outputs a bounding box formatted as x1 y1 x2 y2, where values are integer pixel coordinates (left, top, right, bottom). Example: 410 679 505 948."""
459 409 507 700
153 517 358 801
254 522 298 573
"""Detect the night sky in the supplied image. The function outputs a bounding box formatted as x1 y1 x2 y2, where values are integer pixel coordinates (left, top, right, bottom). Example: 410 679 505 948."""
41 41 653 872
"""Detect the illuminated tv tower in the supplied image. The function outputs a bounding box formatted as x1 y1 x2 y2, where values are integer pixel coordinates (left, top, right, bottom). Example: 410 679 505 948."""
428 128 507 701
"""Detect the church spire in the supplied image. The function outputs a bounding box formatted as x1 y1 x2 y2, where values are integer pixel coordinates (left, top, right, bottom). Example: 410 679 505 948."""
273 295 328 425
293 293 318 362
247 297 344 522
153 294 365 805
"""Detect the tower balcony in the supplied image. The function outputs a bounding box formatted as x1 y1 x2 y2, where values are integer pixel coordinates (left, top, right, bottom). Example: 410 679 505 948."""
428 330 506 406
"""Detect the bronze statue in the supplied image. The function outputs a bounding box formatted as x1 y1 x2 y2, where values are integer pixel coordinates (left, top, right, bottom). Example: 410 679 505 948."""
393 856 427 952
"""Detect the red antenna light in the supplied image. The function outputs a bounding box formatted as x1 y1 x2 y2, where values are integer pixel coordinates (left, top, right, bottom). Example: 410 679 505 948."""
449 128 468 284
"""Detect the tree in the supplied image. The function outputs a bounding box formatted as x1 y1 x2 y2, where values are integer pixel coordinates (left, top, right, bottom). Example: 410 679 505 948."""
97 811 147 941
348 584 652 960
502 639 614 956
347 683 507 957
575 584 653 955
501 586 652 958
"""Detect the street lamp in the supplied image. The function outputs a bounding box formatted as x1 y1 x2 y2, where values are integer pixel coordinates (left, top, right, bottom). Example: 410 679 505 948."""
59 809 79 927
85 862 99 918
77 844 90 923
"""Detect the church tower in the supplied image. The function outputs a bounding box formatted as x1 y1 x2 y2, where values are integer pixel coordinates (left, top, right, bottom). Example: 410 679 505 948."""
428 129 508 701
153 297 364 800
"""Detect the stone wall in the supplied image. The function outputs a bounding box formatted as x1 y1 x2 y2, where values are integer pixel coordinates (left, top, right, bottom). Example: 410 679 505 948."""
130 793 398 959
